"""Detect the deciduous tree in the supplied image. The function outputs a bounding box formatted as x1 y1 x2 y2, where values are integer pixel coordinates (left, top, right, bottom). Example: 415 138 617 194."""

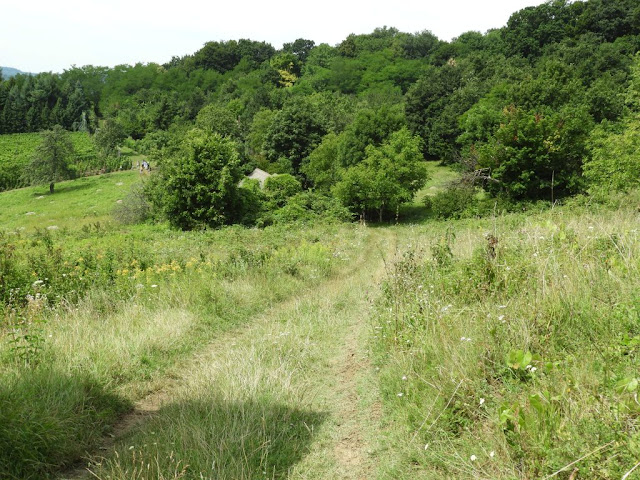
29 125 76 194
334 128 427 220
154 129 244 230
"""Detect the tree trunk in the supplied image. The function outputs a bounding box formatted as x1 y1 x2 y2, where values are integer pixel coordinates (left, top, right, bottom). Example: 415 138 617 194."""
50 182 54 194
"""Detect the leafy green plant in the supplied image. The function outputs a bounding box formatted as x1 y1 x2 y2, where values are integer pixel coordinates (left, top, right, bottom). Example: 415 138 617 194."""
112 183 151 225
152 129 244 230
8 310 46 367
430 228 455 268
428 184 478 219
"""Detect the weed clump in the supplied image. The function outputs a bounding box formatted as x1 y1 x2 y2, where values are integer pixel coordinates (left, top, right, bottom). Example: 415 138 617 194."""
112 183 152 225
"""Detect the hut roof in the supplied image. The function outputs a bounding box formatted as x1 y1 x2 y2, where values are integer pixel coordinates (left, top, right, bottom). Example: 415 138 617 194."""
243 168 276 188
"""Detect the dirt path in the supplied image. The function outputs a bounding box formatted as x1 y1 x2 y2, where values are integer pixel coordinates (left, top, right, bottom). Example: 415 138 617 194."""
332 326 376 478
61 227 394 480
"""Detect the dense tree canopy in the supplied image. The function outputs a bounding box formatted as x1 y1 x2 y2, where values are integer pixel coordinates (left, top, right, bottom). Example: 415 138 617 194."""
3 0 640 225
334 128 427 220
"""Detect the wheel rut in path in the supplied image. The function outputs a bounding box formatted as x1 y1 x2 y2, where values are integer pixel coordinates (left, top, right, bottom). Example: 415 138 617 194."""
60 228 393 480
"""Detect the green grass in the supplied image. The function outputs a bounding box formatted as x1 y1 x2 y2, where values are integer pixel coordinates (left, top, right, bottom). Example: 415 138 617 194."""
89 228 386 480
0 173 367 478
371 201 640 478
417 160 460 201
0 170 140 231
399 160 460 223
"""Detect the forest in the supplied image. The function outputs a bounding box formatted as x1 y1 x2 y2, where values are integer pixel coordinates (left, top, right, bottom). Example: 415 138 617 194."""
1 0 640 226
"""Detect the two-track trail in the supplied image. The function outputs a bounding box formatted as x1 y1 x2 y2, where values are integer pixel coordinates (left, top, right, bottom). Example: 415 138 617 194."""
61 227 395 480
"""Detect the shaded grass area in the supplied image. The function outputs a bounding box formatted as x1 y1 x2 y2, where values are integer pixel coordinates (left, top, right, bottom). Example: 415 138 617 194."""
372 202 640 478
0 369 130 480
94 400 326 480
398 160 460 223
416 160 461 202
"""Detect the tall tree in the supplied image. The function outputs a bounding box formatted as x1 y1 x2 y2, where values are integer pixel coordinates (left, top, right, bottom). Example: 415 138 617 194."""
29 126 76 194
93 118 126 158
264 98 326 174
154 129 244 230
334 128 427 220
476 105 591 200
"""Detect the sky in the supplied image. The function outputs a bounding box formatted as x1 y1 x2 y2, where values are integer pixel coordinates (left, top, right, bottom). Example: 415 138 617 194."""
3 0 547 74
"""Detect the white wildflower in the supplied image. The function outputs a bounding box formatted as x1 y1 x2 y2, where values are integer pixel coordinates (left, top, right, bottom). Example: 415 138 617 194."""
470 454 477 461
479 398 485 406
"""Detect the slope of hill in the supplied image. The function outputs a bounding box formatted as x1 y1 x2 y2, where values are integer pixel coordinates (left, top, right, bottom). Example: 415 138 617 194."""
2 169 639 479
0 66 33 78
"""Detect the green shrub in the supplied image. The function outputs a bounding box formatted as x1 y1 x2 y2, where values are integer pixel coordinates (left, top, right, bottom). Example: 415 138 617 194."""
428 184 477 219
152 129 244 230
112 183 152 225
264 173 302 208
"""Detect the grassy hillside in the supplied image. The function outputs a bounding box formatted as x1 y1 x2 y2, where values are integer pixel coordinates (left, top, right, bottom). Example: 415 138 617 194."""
0 170 140 231
372 199 640 478
0 132 103 192
1 170 639 479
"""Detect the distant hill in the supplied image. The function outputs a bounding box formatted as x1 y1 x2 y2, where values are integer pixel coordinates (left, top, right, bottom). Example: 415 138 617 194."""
0 66 33 78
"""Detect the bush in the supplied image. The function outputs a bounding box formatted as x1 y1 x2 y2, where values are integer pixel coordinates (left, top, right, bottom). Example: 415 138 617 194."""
112 183 152 225
264 174 302 208
428 184 478 219
152 129 244 230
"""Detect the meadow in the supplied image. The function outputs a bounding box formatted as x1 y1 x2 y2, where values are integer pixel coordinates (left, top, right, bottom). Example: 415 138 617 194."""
372 196 640 478
0 172 369 479
0 168 639 479
0 132 104 192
